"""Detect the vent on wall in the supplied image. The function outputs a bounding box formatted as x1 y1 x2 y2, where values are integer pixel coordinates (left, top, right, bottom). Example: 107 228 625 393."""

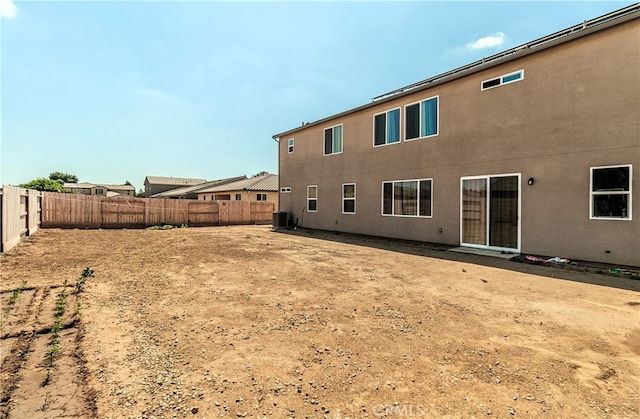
482 70 524 90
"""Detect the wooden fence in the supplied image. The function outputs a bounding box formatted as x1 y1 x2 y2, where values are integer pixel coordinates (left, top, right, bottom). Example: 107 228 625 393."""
1 185 42 253
40 193 275 228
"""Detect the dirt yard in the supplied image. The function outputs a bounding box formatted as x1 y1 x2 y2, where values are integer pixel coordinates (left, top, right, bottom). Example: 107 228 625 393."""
1 225 638 418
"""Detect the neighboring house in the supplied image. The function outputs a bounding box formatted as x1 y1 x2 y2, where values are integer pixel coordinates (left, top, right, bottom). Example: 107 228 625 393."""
196 174 279 204
143 176 206 197
64 182 135 197
272 5 639 267
150 176 247 199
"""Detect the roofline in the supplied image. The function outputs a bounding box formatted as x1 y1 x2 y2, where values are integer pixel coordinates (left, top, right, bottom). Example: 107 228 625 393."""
64 182 135 189
144 176 207 185
196 174 277 194
272 3 640 139
149 176 248 197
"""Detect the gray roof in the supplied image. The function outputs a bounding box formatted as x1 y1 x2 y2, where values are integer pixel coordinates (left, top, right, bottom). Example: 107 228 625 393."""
64 182 94 188
150 176 247 198
197 174 278 193
144 176 207 186
64 182 135 191
100 184 135 190
273 4 639 139
246 174 279 191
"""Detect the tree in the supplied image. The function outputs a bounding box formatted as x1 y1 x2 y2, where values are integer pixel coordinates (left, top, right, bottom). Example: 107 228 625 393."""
252 171 270 178
125 180 132 186
20 178 65 192
134 189 145 198
49 171 78 183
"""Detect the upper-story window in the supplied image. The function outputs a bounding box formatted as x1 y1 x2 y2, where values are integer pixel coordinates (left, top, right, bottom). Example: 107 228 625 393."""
590 165 632 219
374 108 401 146
481 70 524 90
288 138 294 153
324 124 343 155
405 96 438 141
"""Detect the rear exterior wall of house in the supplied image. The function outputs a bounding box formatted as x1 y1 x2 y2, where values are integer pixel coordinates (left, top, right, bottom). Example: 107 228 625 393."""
277 20 639 267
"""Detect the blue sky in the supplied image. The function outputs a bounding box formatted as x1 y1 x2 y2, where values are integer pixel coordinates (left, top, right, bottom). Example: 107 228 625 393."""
0 0 632 190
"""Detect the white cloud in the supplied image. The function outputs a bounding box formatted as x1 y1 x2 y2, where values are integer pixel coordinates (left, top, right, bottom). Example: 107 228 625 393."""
467 32 506 50
0 0 18 18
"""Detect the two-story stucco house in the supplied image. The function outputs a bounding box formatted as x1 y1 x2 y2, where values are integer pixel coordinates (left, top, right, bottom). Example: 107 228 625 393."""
273 5 639 267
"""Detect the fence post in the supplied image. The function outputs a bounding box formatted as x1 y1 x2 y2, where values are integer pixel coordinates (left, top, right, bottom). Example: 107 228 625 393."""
144 198 150 226
0 187 4 252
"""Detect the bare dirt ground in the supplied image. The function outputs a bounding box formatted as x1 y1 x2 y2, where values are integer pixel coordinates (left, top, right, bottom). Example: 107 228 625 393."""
1 225 639 418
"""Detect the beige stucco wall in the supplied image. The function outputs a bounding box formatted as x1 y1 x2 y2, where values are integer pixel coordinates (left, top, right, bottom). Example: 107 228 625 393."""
278 20 640 266
197 190 279 206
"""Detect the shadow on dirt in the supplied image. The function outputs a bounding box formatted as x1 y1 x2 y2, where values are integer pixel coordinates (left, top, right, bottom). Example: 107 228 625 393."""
274 227 640 293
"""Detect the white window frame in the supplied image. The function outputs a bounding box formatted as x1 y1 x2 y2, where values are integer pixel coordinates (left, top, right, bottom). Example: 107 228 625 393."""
323 124 343 156
256 193 267 201
342 183 356 214
404 96 439 141
373 107 401 147
288 138 294 154
307 185 317 212
235 193 242 201
280 187 291 193
481 70 524 91
590 164 632 220
460 173 522 253
381 178 433 218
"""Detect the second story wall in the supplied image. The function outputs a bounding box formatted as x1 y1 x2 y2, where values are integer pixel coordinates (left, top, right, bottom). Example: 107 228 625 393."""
280 21 637 185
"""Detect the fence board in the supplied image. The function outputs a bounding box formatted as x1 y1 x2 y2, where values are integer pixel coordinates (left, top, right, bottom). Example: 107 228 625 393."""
219 201 250 225
187 201 219 226
101 197 145 227
41 192 101 228
28 189 42 236
251 202 275 223
1 185 42 252
161 199 189 226
39 193 274 228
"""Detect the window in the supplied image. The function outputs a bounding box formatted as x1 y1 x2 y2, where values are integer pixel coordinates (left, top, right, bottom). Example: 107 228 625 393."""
481 70 524 90
591 165 632 219
342 184 356 214
288 138 294 154
382 179 432 217
307 186 317 212
95 189 104 195
374 108 401 146
405 96 438 140
324 124 343 155
235 193 242 201
202 196 206 200
256 193 267 201
280 187 291 193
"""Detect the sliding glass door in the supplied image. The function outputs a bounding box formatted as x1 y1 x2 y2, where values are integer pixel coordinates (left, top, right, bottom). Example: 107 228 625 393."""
461 174 520 251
